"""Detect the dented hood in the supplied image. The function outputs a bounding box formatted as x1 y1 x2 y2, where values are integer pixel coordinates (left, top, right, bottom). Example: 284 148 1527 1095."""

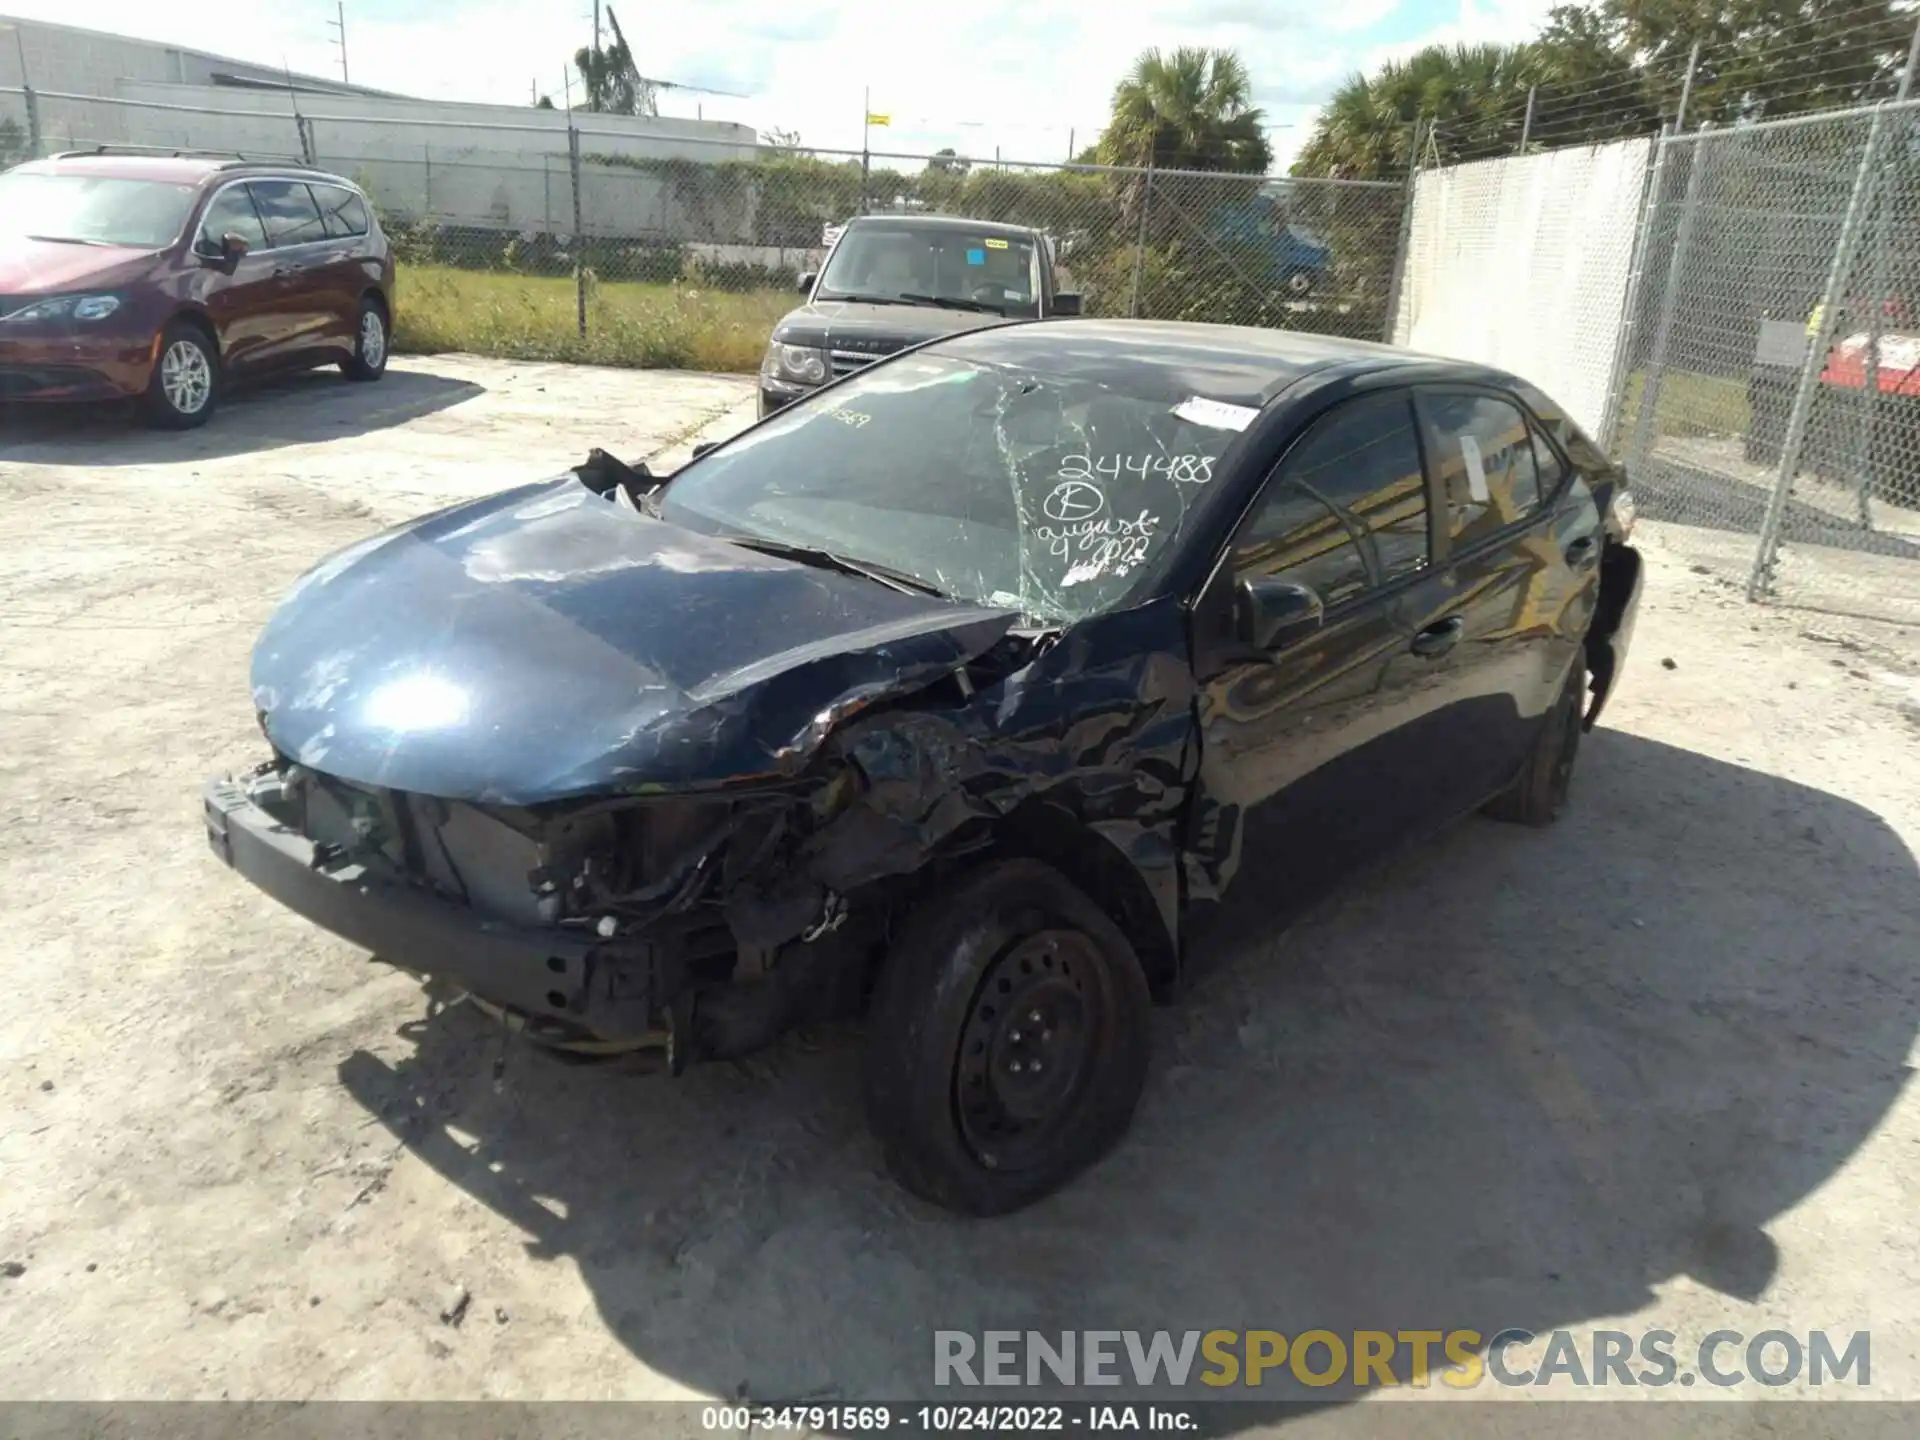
250 478 1017 804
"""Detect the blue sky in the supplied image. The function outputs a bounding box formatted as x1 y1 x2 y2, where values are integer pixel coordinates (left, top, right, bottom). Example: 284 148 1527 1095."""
5 0 1557 168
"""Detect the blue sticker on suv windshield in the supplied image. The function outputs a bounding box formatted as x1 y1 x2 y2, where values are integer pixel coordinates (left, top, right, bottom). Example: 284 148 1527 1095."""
966 247 986 265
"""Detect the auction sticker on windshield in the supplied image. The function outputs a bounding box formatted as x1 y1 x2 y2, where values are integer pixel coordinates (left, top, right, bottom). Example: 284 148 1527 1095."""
1173 397 1261 431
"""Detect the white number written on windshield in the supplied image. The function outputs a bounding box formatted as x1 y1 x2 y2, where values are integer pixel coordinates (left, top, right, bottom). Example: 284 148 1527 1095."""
1058 452 1215 485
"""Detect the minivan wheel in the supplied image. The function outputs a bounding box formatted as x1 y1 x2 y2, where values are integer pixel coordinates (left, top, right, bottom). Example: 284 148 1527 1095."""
144 323 218 429
342 297 389 382
863 858 1151 1216
1484 658 1585 827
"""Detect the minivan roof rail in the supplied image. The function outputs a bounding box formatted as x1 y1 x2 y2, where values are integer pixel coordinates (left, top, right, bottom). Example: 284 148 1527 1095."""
45 145 310 166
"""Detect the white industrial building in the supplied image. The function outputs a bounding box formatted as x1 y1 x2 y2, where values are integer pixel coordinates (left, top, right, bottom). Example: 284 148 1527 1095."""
0 15 765 241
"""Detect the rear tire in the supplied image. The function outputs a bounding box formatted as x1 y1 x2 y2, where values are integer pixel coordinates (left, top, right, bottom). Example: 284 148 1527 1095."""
863 858 1151 1215
341 296 389 382
143 322 219 430
1484 659 1585 827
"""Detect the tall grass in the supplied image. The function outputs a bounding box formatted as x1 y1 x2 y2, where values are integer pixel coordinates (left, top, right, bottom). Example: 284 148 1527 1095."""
391 264 792 373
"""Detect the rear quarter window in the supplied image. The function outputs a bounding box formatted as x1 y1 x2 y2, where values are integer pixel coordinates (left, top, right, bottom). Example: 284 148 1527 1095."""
313 185 371 239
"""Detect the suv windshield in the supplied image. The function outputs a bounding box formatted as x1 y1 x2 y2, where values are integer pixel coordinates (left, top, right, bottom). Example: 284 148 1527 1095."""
657 353 1246 624
817 225 1040 317
0 173 200 249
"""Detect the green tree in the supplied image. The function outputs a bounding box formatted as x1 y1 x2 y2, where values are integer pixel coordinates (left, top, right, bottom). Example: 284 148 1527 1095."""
1527 4 1660 141
1295 0 1910 179
1600 0 1908 121
1293 43 1547 179
1096 47 1273 172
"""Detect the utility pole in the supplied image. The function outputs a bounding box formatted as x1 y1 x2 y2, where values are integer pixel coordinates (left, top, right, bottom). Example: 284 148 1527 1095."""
327 2 349 86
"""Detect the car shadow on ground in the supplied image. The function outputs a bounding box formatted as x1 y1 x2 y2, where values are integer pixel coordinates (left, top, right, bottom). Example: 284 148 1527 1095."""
0 364 483 466
337 731 1918 1423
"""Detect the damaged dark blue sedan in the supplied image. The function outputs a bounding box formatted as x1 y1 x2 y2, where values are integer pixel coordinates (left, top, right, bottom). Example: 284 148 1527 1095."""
204 320 1642 1214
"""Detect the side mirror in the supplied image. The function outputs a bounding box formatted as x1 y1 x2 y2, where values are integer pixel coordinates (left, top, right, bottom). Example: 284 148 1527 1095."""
1233 576 1323 651
797 271 817 294
691 441 719 461
1051 291 1083 316
200 231 250 267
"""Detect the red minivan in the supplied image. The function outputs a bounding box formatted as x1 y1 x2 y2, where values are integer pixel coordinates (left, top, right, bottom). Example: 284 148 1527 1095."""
0 150 397 429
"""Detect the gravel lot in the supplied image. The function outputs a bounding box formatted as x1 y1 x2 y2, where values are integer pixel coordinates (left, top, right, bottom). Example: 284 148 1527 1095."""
1 357 1917 1426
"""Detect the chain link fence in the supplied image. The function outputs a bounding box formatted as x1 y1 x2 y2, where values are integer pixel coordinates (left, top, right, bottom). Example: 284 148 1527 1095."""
1621 103 1920 624
6 78 1915 621
0 85 1407 369
0 88 30 169
1391 136 1653 441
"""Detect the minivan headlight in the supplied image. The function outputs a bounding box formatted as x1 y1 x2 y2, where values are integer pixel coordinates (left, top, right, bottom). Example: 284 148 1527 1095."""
762 341 827 386
0 294 123 324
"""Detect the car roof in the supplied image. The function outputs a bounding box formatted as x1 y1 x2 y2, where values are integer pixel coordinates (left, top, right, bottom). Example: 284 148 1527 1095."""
18 153 354 188
842 213 1040 240
932 319 1466 407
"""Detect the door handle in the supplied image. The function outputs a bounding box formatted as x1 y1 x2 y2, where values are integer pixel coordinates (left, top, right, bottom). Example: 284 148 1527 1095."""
1564 534 1599 567
1410 616 1464 659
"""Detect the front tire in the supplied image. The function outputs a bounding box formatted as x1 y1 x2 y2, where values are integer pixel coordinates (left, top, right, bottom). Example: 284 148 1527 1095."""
342 296 389 382
1484 658 1585 827
863 858 1151 1215
143 323 219 429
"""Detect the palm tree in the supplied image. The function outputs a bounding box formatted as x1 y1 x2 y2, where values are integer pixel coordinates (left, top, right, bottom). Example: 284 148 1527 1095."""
1292 43 1547 180
574 38 639 114
1097 47 1273 174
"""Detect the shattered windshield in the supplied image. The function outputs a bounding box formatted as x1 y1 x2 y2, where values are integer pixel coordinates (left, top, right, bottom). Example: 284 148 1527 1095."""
816 225 1040 317
656 353 1248 625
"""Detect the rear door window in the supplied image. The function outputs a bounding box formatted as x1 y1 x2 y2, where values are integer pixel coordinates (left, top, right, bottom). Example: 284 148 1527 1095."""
313 185 370 239
1417 390 1544 549
247 180 330 248
196 185 267 252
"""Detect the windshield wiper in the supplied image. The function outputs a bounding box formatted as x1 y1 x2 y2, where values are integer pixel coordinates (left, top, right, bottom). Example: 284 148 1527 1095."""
718 533 948 597
23 234 115 247
898 292 1002 315
818 292 921 308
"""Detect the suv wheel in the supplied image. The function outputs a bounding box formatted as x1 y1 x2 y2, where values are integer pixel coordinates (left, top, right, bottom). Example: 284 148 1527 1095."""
863 858 1151 1215
342 297 389 382
144 323 218 430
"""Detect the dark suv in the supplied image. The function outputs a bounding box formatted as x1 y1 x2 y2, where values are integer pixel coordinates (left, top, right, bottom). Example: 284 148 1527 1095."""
0 150 397 429
758 213 1079 417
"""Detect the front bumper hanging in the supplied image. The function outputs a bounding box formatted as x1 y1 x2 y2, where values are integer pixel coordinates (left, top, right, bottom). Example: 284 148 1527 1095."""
203 775 660 1038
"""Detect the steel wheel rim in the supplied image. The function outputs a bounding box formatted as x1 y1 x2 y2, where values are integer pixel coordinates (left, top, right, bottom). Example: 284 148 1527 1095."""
161 340 211 414
360 309 387 368
953 929 1109 1172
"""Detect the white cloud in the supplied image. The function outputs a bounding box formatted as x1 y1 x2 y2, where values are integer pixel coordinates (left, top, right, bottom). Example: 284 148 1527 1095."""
5 0 1550 174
